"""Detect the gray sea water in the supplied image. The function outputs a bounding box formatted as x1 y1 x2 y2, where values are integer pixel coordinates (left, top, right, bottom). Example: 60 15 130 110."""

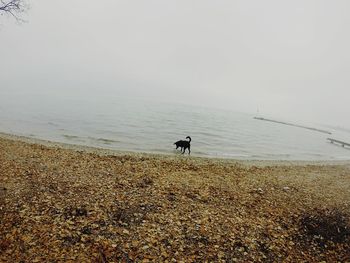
1 91 350 160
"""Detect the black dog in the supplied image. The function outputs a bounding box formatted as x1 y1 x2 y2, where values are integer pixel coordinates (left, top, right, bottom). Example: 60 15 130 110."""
174 136 191 154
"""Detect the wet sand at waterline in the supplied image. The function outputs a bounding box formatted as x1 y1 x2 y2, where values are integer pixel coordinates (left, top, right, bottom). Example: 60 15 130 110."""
0 134 349 262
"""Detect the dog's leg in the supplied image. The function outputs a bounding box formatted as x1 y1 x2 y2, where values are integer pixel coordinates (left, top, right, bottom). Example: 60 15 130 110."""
188 146 191 155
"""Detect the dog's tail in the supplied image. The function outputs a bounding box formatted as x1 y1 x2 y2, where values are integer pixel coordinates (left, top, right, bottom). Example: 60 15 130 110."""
186 136 191 142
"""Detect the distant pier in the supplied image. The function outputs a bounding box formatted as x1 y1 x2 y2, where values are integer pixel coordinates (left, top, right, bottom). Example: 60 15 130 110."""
327 138 350 147
254 117 332 135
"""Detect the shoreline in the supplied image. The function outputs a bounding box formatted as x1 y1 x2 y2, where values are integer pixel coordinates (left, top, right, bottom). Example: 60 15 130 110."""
1 132 349 261
1 131 349 167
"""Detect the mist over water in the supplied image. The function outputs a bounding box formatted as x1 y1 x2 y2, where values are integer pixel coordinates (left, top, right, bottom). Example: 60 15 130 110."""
0 92 350 160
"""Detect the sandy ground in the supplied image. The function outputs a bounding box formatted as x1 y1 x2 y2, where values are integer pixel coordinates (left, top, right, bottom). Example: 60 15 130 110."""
0 133 349 262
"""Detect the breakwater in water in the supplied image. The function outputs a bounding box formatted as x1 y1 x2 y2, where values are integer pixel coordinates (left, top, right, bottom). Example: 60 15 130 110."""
254 117 332 135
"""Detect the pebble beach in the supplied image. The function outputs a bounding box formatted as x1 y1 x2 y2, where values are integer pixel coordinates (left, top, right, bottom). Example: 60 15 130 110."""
0 133 349 262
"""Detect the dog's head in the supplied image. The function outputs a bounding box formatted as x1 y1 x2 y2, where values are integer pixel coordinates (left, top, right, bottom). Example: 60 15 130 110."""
174 141 182 149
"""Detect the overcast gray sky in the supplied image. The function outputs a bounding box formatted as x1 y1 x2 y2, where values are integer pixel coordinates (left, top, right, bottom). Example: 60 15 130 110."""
1 0 350 127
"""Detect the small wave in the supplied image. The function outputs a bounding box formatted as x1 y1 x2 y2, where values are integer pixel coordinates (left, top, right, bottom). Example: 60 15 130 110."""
88 137 120 145
62 134 80 140
197 131 217 137
265 153 291 158
334 155 350 160
193 151 209 155
48 122 59 127
250 154 266 158
149 148 170 153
